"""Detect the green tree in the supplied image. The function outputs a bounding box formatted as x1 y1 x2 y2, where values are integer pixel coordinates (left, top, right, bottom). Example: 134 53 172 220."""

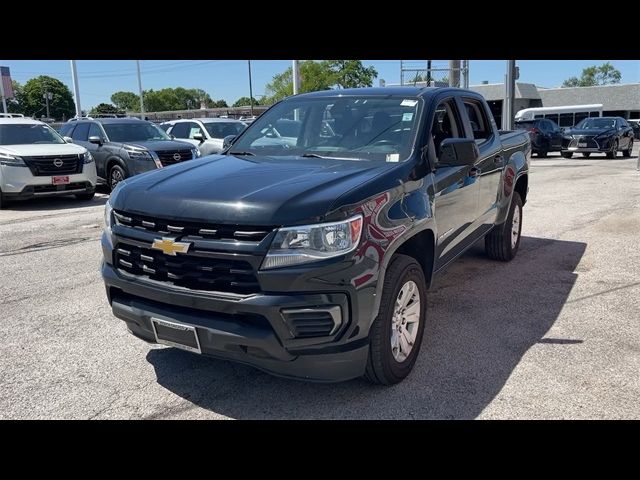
141 87 216 111
328 60 377 89
19 76 75 119
232 96 260 107
562 62 622 87
89 103 122 115
110 91 139 111
210 99 228 108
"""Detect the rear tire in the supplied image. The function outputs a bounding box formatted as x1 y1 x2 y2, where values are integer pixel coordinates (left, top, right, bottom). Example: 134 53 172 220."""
365 254 427 385
485 192 523 262
622 139 633 158
561 152 573 159
582 153 591 158
606 140 618 159
75 191 95 201
108 164 127 192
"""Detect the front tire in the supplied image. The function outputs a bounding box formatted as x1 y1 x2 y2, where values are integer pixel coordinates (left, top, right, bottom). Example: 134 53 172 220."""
537 149 548 158
485 192 523 262
622 139 633 158
606 140 618 159
108 164 127 191
365 254 427 385
561 151 573 158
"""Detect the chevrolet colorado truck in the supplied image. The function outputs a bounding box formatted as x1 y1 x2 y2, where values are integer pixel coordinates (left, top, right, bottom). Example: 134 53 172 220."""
101 87 531 384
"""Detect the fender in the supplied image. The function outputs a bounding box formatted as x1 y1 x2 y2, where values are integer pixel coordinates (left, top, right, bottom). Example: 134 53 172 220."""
496 148 529 225
105 156 130 177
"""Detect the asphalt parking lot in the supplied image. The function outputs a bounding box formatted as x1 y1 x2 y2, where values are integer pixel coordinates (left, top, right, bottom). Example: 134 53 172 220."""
1 146 639 419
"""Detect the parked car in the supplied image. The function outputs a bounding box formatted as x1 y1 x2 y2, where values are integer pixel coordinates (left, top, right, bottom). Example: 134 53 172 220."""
60 117 199 191
515 118 563 157
160 118 247 156
628 119 640 140
0 117 97 209
561 117 634 158
101 87 531 384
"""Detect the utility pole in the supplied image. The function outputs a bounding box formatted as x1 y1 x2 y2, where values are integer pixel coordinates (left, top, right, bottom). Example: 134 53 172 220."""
400 60 404 86
0 78 7 114
248 60 254 116
43 89 52 119
426 60 432 86
70 60 82 118
292 60 300 95
136 60 145 120
462 60 469 89
449 60 461 88
503 60 516 131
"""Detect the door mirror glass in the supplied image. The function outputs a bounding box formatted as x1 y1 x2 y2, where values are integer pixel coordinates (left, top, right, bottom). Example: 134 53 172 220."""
222 135 237 150
438 138 478 167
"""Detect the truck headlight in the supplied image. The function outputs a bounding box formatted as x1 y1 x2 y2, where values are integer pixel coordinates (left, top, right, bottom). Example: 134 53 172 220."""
104 201 113 232
0 152 27 167
261 215 363 270
82 151 94 164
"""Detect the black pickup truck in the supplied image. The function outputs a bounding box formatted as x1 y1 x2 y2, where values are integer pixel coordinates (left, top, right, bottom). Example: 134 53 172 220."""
101 87 531 384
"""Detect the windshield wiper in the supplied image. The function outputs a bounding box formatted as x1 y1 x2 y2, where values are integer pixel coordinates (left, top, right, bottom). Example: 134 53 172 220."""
229 151 255 156
301 153 325 158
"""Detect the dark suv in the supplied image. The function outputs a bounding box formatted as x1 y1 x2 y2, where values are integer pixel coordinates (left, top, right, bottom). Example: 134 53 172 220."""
60 118 199 190
514 118 564 157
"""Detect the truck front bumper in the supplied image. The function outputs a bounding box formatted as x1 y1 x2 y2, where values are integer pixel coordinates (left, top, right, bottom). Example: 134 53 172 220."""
102 261 370 382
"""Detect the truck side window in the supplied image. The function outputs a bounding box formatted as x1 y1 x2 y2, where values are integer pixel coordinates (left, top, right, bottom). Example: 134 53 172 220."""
463 99 491 142
431 100 462 154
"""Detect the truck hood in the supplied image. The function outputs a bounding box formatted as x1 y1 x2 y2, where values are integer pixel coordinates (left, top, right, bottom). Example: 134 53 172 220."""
0 143 86 156
111 154 396 226
123 140 195 152
567 128 616 136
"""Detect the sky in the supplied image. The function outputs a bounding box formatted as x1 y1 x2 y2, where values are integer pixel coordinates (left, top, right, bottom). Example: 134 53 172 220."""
0 59 638 111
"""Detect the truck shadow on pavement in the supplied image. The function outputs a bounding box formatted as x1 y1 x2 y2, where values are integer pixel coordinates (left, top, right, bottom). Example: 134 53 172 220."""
146 235 587 419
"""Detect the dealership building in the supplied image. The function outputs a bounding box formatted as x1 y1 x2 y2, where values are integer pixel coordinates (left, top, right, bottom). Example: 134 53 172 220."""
469 82 640 127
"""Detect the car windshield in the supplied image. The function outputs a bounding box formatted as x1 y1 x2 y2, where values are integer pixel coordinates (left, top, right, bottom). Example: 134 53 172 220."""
576 118 616 129
230 96 422 162
102 122 171 142
0 123 66 145
204 122 246 139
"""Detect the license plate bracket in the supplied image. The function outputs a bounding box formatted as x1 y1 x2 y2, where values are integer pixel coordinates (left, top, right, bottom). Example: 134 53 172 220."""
52 176 70 185
151 317 202 354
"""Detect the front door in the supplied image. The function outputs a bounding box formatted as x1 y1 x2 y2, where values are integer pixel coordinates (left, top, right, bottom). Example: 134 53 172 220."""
431 98 480 270
87 122 109 178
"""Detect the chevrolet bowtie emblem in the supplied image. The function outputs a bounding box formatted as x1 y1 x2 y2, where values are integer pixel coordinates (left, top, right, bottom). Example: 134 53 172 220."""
151 238 191 256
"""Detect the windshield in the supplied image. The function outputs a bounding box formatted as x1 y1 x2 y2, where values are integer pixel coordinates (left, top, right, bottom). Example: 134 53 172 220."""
103 122 171 142
230 96 421 161
204 122 246 139
575 118 615 129
0 123 66 145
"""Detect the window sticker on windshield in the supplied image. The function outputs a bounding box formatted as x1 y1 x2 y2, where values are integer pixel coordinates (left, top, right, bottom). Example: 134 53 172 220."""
401 99 418 107
402 112 414 122
386 153 400 163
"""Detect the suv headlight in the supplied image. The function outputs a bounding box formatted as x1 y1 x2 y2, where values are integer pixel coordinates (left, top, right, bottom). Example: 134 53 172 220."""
82 151 94 164
0 152 27 167
104 201 113 232
261 215 363 270
124 145 153 160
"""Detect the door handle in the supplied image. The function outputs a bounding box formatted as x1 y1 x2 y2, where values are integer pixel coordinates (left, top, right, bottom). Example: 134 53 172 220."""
494 155 504 165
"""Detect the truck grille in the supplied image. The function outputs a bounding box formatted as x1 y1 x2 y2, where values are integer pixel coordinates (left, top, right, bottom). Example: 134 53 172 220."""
113 210 274 241
115 242 260 295
23 155 82 176
156 149 193 167
571 135 598 149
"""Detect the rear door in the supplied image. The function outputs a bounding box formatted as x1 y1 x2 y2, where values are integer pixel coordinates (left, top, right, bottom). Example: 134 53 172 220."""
431 96 481 269
460 97 503 226
545 119 563 149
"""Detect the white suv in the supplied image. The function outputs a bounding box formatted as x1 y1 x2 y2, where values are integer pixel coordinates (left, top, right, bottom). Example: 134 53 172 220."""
0 118 97 209
160 118 247 156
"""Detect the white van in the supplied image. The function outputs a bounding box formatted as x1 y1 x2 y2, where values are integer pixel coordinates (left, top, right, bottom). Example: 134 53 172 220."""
0 118 97 209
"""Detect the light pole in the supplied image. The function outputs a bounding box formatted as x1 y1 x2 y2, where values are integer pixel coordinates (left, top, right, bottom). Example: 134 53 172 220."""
248 60 254 116
43 90 52 119
70 60 82 118
136 60 145 120
292 60 300 95
503 60 516 131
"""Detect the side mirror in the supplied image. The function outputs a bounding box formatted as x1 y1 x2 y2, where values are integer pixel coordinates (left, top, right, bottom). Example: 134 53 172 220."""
438 138 478 167
63 136 74 143
192 133 205 143
88 136 103 145
222 135 237 150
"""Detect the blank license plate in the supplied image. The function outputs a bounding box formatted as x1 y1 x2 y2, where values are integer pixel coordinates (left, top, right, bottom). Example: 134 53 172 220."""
52 176 70 185
151 318 201 354
578 143 588 148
